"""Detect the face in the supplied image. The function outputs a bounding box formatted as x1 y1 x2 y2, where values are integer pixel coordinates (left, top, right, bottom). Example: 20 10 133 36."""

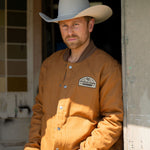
59 17 95 50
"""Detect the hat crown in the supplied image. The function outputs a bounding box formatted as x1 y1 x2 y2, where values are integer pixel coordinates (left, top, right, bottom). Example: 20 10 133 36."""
58 0 90 17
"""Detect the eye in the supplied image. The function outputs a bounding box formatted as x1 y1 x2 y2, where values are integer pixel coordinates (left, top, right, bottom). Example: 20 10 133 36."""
74 23 79 26
60 24 68 29
63 24 67 27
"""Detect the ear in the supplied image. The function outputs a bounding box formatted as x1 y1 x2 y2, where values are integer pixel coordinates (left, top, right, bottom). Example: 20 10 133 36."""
88 18 95 32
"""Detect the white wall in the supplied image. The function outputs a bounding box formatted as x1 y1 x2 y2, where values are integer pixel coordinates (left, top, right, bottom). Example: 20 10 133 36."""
122 0 150 149
0 118 31 150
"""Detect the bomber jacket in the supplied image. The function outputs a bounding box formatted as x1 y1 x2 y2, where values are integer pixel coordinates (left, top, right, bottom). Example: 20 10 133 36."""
24 41 123 150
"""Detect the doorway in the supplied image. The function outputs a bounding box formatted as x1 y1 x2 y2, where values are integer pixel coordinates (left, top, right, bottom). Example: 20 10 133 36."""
41 0 121 63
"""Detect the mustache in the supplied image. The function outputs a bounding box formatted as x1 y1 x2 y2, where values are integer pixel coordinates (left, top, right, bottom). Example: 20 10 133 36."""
65 35 79 39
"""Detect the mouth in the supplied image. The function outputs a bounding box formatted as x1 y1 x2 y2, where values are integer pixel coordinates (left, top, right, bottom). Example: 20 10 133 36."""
66 36 78 42
67 38 77 42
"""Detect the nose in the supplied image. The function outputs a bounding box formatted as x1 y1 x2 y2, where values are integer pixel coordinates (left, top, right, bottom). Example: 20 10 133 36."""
67 26 74 35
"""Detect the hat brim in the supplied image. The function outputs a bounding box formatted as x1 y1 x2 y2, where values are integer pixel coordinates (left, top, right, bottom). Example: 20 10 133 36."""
39 5 112 24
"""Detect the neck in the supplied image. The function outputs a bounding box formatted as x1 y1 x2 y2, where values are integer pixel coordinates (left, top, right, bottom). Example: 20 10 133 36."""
68 39 90 63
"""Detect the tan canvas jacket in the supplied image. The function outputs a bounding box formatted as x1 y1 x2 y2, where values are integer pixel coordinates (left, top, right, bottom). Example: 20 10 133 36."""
24 41 123 150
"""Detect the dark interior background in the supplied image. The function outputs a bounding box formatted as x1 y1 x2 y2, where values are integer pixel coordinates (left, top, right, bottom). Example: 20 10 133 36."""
41 0 121 63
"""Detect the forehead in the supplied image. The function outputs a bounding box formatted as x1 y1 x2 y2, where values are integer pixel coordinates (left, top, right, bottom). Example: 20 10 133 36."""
59 17 86 24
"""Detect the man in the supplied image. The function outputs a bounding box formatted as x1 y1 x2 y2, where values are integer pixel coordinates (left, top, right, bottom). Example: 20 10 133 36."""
24 0 123 150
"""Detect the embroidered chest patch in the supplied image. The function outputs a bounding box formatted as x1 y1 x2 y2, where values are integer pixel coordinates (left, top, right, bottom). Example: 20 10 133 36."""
79 77 96 88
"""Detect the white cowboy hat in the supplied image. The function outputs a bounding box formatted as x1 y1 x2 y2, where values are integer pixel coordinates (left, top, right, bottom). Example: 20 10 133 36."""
39 0 113 24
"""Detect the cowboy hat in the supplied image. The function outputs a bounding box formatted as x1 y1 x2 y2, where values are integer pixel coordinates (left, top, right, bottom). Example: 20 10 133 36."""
39 0 113 24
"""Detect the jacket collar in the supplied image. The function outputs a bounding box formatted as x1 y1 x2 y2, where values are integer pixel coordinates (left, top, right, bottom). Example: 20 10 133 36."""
63 40 97 63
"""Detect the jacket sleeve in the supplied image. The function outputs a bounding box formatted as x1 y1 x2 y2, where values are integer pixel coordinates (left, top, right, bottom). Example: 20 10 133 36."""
80 60 123 150
24 61 47 150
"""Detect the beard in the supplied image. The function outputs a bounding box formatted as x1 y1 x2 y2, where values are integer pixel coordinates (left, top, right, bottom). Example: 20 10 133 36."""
63 35 83 49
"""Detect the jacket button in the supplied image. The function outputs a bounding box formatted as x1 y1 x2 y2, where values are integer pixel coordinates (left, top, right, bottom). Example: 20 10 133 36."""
57 127 61 130
64 85 67 88
69 65 72 69
60 106 63 109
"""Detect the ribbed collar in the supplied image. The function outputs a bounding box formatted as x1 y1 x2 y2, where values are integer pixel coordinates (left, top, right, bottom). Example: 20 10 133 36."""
63 40 97 63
